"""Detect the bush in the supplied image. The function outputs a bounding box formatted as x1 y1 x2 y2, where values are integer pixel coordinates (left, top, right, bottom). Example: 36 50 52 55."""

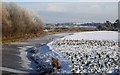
2 2 44 37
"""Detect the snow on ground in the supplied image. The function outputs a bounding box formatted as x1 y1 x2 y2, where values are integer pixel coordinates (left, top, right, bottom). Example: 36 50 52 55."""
19 46 34 69
32 45 72 73
27 33 74 73
1 67 28 73
18 46 38 72
16 33 73 74
47 31 119 73
61 31 118 41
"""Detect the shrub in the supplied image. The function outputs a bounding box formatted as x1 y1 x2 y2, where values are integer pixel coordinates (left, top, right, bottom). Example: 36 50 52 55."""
2 2 44 37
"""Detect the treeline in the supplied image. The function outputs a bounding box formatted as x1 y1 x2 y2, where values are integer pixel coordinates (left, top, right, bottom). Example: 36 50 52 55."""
97 19 120 31
2 3 44 38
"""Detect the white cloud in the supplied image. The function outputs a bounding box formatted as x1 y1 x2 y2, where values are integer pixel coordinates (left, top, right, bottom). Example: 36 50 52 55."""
46 4 66 12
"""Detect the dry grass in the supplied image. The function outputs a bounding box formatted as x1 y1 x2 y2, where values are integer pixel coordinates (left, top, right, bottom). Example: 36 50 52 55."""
2 32 47 44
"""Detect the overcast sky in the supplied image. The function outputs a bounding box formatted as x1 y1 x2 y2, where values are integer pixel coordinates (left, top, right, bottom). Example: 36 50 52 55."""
2 0 120 2
15 2 118 23
3 0 118 23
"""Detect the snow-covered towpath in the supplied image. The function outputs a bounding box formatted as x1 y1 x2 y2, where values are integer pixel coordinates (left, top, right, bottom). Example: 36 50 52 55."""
62 31 118 41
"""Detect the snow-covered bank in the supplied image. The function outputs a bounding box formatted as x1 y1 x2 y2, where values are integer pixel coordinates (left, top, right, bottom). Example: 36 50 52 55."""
32 45 72 73
48 31 119 73
24 33 73 73
62 31 118 41
2 33 75 74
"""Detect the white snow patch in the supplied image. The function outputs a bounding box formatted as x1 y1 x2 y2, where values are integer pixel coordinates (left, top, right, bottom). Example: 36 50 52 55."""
62 31 118 41
18 46 33 70
1 67 28 73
